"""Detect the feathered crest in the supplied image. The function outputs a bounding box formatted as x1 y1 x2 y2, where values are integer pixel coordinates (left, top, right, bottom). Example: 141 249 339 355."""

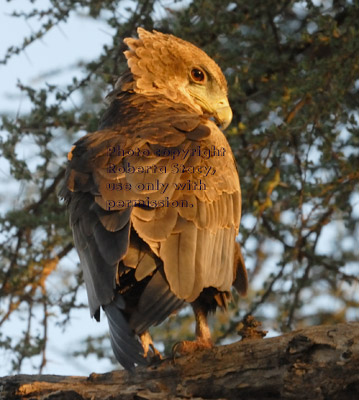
122 28 228 101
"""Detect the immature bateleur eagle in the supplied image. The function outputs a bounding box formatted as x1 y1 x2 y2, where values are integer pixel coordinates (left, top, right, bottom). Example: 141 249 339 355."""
60 28 248 370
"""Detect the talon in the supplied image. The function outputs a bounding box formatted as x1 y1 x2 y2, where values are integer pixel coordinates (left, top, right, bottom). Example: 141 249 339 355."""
148 342 162 363
172 341 183 358
140 331 162 364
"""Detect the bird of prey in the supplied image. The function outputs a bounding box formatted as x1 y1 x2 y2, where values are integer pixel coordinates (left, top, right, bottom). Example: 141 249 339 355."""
60 28 248 370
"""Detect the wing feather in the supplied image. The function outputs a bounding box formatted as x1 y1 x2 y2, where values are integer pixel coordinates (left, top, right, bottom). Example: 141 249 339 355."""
104 296 147 370
60 89 247 370
129 270 184 334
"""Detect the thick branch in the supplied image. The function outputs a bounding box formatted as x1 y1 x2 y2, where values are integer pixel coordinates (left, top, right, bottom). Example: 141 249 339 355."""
1 322 359 400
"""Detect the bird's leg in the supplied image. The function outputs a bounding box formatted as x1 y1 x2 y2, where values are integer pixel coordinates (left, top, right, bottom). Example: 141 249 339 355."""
173 301 213 355
193 301 213 347
140 331 162 362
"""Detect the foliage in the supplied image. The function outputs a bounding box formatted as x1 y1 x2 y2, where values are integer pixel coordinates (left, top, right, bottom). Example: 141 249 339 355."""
0 0 358 373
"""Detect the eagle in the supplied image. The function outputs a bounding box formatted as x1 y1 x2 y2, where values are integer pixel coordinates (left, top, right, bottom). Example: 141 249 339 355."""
60 28 248 370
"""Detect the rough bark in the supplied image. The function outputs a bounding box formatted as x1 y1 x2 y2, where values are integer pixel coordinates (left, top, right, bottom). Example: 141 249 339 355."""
1 322 359 400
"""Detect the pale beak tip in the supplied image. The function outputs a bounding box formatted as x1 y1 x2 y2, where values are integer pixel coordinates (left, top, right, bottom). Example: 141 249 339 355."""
216 105 233 130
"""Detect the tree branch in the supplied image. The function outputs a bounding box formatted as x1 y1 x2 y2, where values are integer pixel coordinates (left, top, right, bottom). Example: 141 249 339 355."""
1 322 359 399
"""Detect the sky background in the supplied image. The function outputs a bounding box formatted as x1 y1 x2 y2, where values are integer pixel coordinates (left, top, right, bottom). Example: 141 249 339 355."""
0 0 118 376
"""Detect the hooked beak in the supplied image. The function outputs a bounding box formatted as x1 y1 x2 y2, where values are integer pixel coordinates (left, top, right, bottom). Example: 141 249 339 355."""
188 88 233 130
213 97 232 130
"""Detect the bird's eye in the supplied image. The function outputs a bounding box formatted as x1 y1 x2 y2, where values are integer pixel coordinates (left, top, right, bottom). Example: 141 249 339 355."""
191 68 205 83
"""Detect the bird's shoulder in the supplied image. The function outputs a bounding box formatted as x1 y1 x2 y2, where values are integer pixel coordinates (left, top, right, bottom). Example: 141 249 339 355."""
67 92 212 167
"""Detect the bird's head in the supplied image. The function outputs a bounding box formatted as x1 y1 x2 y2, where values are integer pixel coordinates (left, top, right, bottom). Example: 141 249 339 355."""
121 28 232 129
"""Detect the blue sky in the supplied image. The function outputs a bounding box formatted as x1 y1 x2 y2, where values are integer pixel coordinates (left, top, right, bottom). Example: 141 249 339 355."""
1 1 115 112
0 0 118 376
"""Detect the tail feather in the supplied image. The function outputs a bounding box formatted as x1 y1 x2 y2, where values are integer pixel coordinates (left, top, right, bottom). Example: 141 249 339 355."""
130 270 184 334
103 296 147 370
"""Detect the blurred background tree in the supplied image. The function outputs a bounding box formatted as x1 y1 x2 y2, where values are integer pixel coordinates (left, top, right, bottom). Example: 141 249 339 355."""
0 0 358 374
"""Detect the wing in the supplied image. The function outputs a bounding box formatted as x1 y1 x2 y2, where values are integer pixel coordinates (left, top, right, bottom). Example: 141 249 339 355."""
60 91 246 368
94 95 244 302
59 93 213 367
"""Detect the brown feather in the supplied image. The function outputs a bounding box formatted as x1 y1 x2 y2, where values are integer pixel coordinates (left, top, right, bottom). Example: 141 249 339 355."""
60 28 248 370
